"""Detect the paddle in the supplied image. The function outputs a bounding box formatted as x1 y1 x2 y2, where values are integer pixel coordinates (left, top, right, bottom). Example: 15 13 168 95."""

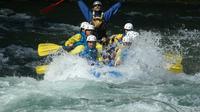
164 52 183 74
40 0 65 14
35 65 48 75
168 63 183 74
38 43 76 56
38 43 62 56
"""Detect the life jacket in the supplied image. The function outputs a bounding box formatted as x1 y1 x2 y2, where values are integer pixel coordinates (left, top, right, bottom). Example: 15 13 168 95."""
91 11 107 40
79 45 98 62
115 34 124 44
109 34 123 44
91 11 104 28
73 32 87 47
108 33 125 53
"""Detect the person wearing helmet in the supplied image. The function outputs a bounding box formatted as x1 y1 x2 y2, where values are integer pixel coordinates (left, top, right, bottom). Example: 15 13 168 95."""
66 35 103 65
107 23 138 51
64 23 103 56
100 23 137 65
114 34 134 66
63 23 102 53
109 23 137 45
63 21 89 51
79 35 98 62
77 0 122 42
104 29 139 66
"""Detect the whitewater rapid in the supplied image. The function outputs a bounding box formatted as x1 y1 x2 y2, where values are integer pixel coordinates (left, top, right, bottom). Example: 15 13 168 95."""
0 7 200 112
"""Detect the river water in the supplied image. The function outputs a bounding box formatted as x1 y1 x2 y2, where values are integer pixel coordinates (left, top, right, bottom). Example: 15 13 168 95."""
0 1 200 112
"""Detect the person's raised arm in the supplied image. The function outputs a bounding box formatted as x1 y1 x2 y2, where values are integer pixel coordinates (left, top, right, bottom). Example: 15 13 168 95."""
77 0 93 22
103 2 121 22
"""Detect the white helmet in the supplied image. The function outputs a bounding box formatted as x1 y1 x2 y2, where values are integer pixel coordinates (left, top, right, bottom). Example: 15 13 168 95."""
87 35 97 41
126 31 139 40
85 24 95 30
80 22 89 29
93 1 102 6
124 23 133 30
122 35 132 43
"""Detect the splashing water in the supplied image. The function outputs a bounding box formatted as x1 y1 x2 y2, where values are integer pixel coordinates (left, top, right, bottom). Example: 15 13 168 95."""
0 6 200 111
43 30 166 82
0 30 200 112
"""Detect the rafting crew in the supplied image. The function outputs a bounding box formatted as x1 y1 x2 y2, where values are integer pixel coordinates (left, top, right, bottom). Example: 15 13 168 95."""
65 22 139 66
37 1 184 75
63 22 103 55
61 22 103 65
101 23 139 66
109 23 138 45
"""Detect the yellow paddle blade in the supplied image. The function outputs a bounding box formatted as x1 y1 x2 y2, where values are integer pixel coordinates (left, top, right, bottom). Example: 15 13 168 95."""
164 52 183 74
35 65 48 75
168 63 183 74
38 43 62 56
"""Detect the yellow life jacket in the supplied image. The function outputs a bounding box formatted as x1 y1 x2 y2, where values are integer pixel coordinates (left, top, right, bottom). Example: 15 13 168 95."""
69 43 103 62
96 42 103 62
109 34 123 44
91 12 104 28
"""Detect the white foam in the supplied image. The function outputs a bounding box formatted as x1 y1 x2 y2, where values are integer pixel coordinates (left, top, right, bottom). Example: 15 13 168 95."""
117 31 167 80
113 103 163 112
177 29 200 40
44 52 92 81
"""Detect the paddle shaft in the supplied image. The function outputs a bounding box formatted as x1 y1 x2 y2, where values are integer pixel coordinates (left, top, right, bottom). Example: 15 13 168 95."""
40 0 65 14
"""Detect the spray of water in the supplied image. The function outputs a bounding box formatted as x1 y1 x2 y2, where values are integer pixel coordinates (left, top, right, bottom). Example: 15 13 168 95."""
43 30 170 83
1 29 200 112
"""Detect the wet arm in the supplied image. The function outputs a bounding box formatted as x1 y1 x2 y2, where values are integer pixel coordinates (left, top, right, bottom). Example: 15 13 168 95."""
65 34 81 46
77 0 92 22
104 2 121 22
69 45 85 55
